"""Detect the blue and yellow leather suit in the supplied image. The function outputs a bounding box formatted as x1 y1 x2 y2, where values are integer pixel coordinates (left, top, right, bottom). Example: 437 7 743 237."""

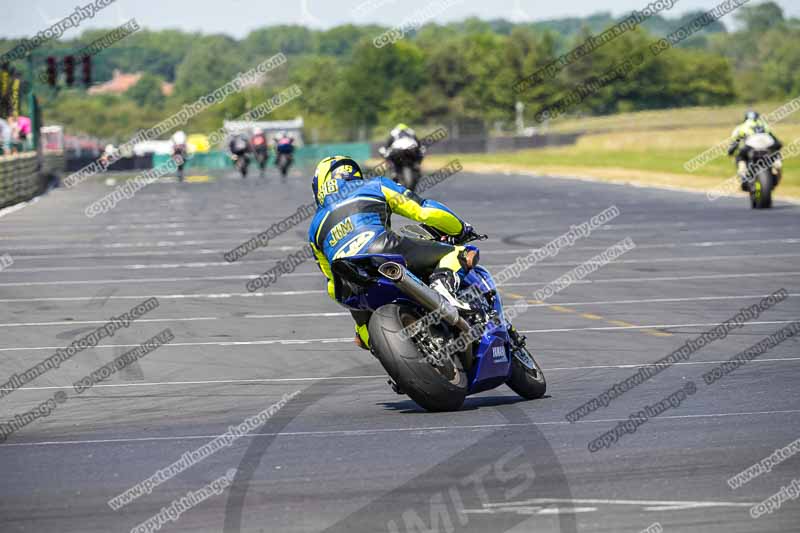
308 165 467 347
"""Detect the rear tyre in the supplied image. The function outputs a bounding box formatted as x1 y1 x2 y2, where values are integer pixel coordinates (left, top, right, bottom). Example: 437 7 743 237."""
368 304 467 412
506 345 547 400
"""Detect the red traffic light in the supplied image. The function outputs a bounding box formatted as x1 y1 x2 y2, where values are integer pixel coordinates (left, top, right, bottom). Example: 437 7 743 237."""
64 55 75 86
81 55 91 86
46 56 57 87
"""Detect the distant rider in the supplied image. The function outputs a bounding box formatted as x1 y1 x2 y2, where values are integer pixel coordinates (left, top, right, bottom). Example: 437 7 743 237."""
379 123 425 182
380 123 422 157
728 110 783 190
251 127 269 160
274 131 295 158
171 130 187 160
229 133 251 158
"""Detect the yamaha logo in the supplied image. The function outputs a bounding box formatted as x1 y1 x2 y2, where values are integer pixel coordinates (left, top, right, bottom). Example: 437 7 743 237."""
492 345 508 363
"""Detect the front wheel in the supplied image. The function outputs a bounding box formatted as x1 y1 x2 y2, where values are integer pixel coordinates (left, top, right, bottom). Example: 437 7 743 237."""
750 169 773 209
368 304 467 412
401 165 419 191
506 345 546 400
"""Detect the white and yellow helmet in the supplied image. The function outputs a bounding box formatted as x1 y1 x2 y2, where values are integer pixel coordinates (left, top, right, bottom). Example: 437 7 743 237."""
312 156 363 207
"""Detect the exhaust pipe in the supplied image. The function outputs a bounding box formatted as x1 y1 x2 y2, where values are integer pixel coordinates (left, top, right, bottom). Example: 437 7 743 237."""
378 262 470 332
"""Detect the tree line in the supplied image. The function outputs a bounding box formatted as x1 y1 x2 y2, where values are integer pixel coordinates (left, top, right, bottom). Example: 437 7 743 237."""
1 1 796 142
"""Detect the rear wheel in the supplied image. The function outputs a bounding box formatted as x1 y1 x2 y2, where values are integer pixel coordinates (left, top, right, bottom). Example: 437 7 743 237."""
506 345 547 400
368 304 467 412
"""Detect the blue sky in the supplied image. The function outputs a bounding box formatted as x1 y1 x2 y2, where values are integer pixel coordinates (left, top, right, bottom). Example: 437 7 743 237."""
2 0 798 39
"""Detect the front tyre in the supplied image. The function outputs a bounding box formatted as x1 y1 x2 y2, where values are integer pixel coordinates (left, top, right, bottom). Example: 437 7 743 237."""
750 169 773 209
368 304 467 412
506 345 547 400
402 166 417 191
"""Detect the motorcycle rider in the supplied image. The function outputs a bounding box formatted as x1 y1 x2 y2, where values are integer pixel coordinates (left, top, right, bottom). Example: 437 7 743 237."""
380 123 421 156
251 127 270 173
379 123 425 174
728 110 783 191
274 131 295 155
274 130 295 175
308 156 479 350
99 143 117 168
171 130 188 179
229 132 251 158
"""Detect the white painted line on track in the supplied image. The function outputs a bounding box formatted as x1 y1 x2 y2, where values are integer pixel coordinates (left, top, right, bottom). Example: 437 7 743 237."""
0 290 326 303
0 275 255 287
484 498 756 509
3 409 799 447
7 248 295 260
0 337 353 352
8 357 800 393
517 293 800 307
502 271 800 287
5 375 387 392
2 272 799 297
0 317 221 328
2 294 796 327
544 356 800 371
1 320 796 351
6 237 799 261
5 253 800 273
519 320 797 334
0 196 39 218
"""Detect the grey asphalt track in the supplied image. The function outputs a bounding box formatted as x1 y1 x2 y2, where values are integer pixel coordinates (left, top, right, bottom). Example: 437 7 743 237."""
1 165 799 533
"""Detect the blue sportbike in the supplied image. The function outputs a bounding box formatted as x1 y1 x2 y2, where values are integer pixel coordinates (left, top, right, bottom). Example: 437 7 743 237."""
330 223 546 412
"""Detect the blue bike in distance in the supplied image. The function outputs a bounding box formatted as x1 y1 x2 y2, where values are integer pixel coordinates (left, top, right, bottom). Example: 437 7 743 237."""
330 224 546 412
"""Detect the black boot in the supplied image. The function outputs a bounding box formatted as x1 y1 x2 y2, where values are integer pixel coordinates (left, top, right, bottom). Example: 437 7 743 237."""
429 269 471 311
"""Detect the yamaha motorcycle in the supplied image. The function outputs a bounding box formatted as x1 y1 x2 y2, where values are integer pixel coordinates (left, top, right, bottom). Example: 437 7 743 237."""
381 137 423 191
742 133 782 209
331 224 546 411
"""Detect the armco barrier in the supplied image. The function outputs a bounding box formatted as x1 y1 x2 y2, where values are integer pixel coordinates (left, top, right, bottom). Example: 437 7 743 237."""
0 151 64 209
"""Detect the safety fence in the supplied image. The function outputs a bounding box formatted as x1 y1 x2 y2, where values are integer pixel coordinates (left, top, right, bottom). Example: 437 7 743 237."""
0 151 64 209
